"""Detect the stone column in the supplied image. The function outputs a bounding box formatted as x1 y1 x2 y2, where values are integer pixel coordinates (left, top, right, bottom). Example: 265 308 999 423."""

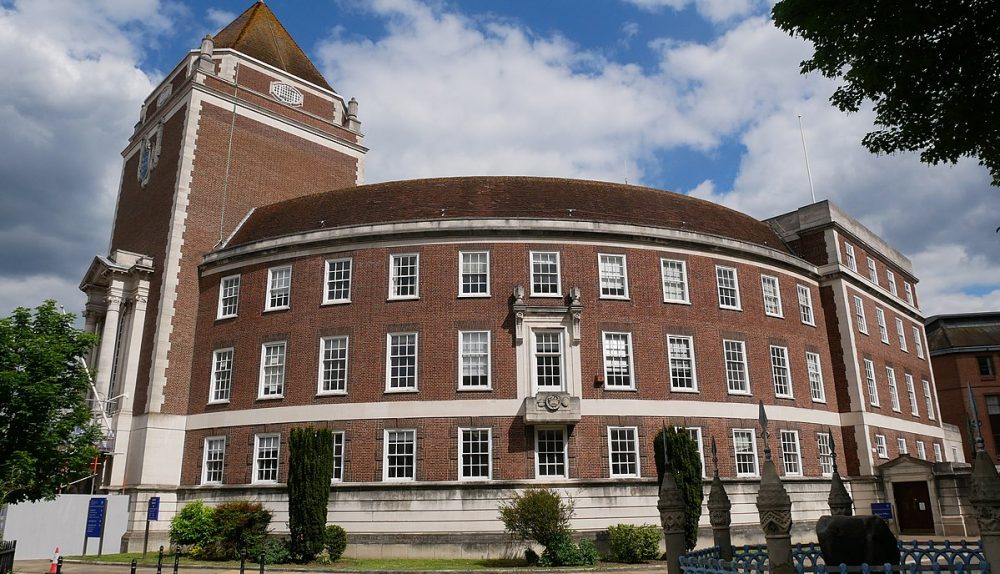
93 288 124 401
658 447 688 574
755 402 794 574
707 437 733 560
826 429 854 516
967 386 1000 568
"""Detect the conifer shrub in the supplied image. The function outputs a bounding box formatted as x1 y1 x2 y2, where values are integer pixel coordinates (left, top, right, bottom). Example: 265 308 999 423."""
287 427 334 562
653 427 704 550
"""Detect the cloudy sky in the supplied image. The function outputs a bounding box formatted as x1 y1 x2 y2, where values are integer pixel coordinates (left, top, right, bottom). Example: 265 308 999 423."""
0 0 997 318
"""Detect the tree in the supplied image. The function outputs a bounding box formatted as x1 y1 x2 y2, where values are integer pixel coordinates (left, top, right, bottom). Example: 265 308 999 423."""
653 427 704 551
772 0 1000 186
0 301 101 505
287 427 333 562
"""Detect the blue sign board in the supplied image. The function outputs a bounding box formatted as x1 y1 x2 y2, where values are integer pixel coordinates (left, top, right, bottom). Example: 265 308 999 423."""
85 498 107 538
871 502 893 519
147 497 160 521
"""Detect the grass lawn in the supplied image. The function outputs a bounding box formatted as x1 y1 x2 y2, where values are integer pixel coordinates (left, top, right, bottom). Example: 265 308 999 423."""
70 553 528 570
68 553 656 570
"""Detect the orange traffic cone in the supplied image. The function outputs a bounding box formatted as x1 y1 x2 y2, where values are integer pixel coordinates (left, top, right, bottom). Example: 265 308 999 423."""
48 546 60 574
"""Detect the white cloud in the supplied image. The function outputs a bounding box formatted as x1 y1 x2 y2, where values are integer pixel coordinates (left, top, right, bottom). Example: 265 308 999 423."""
206 8 237 28
0 0 159 314
319 0 999 316
623 0 767 23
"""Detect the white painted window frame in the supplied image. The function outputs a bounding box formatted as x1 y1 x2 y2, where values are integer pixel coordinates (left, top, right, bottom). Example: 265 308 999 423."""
202 436 226 485
797 284 815 326
770 345 793 399
331 431 345 483
323 257 352 305
535 426 568 479
923 380 935 420
667 334 698 392
661 259 690 304
458 330 492 390
896 317 908 352
530 251 562 297
887 366 901 412
383 429 416 482
905 374 919 416
686 427 706 478
806 351 825 403
867 257 878 284
253 433 280 484
388 253 420 300
386 332 419 392
733 428 759 477
715 265 742 310
875 434 888 459
265 266 292 311
607 426 641 478
723 339 751 395
780 430 802 476
318 335 349 395
876 307 889 344
209 347 234 404
458 251 491 297
217 274 240 319
532 329 565 393
844 242 857 271
864 359 880 407
761 274 783 318
258 341 286 399
602 331 635 390
458 427 493 481
598 253 629 299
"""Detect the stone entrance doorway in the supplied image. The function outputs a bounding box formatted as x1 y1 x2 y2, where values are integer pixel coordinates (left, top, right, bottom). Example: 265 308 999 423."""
893 480 934 534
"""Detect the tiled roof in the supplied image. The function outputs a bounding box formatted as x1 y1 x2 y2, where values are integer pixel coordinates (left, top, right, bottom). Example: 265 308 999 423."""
926 313 1000 351
213 2 332 91
226 176 791 253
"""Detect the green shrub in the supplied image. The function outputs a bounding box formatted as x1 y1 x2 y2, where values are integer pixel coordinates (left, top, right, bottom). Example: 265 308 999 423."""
213 501 272 559
538 534 599 567
288 427 334 562
497 488 573 549
324 524 348 562
653 427 704 550
607 523 661 563
169 501 217 546
254 538 291 565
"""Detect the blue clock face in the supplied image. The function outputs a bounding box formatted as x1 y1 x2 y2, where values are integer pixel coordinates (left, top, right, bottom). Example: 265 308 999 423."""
138 142 151 182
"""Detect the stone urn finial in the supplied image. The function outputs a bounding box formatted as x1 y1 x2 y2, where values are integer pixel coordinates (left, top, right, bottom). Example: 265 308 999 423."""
756 402 794 574
707 436 733 560
826 428 853 516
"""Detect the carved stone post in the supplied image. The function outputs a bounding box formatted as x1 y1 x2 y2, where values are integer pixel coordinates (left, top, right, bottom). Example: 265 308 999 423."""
826 428 854 516
707 437 734 561
755 402 794 574
658 438 688 574
967 385 1000 568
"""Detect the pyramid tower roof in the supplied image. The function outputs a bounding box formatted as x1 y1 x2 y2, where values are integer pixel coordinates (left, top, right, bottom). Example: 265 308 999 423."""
213 1 333 91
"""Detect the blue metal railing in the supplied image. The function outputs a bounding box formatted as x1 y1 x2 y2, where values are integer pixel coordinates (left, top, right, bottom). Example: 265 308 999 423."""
679 540 990 574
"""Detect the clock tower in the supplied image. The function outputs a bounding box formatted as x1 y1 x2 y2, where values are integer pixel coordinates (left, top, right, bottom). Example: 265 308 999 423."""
79 2 365 545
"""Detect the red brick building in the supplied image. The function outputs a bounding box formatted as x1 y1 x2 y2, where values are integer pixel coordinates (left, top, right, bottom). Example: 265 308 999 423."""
78 3 973 555
926 313 1000 463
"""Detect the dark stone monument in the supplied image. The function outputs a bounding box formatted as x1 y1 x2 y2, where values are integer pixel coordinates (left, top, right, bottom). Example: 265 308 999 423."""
816 515 898 566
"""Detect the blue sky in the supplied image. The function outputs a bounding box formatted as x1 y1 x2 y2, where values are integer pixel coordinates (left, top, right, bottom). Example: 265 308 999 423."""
0 0 997 317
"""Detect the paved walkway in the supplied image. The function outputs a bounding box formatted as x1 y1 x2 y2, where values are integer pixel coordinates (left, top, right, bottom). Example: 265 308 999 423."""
13 559 662 574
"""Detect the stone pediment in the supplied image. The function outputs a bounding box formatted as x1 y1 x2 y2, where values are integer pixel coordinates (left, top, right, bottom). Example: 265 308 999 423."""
876 454 935 481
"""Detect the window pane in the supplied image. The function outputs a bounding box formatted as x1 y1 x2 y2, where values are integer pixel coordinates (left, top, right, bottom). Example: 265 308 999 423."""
321 337 348 392
536 429 566 477
391 255 419 298
661 259 689 303
460 252 489 295
865 359 880 406
332 432 345 481
724 340 748 393
535 332 563 390
325 259 352 302
603 333 633 388
531 252 560 295
461 429 491 479
388 333 418 390
797 285 814 325
780 431 801 475
385 430 415 479
806 352 824 401
460 331 490 388
219 276 240 317
256 435 279 482
260 343 285 397
770 346 792 397
761 275 782 316
211 349 233 402
668 336 696 390
267 267 291 309
817 433 833 476
733 430 757 476
204 437 225 483
608 427 638 477
716 266 740 308
599 255 627 298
